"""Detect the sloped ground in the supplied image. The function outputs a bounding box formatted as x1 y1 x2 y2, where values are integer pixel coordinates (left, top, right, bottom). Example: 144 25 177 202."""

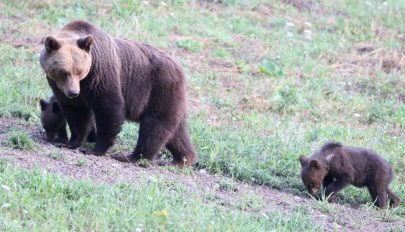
0 118 403 231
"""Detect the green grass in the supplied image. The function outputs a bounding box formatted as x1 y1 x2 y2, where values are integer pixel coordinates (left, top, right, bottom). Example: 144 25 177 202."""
7 130 36 150
45 150 65 160
75 159 87 167
176 39 203 52
0 0 404 229
0 160 318 231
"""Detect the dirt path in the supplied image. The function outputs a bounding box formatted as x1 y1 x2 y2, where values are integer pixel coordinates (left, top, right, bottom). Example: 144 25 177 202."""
0 118 404 231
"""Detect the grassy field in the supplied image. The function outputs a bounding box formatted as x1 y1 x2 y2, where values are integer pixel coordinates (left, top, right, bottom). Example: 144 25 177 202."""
0 0 404 230
0 161 318 231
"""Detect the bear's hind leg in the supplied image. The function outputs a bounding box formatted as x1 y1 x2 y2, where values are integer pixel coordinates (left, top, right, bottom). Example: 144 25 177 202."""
367 185 388 208
165 119 197 166
113 117 175 163
387 189 400 208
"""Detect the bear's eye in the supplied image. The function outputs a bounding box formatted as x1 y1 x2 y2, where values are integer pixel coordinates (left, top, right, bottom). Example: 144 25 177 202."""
58 69 70 77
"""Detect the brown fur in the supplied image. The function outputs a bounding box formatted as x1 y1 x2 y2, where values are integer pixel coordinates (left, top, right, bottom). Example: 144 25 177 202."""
40 96 68 143
299 142 400 208
39 20 197 166
40 96 97 144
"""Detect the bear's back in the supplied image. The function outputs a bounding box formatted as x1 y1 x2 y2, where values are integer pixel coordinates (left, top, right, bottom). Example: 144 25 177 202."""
334 146 392 186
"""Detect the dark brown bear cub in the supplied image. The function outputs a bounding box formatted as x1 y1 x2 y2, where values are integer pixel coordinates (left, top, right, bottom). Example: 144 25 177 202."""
39 20 197 166
40 96 68 143
299 142 400 208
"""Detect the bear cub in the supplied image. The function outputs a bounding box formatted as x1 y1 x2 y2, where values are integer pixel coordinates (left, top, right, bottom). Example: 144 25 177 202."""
40 96 96 144
299 142 400 208
40 96 68 143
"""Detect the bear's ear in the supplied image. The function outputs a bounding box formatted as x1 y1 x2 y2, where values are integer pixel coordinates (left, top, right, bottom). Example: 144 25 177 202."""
51 102 60 113
309 160 321 170
39 99 49 111
77 35 93 52
299 155 309 167
44 36 60 52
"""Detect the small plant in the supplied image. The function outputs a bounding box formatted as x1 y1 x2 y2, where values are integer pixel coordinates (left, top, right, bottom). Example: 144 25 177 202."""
0 158 8 173
112 0 141 17
272 84 299 112
45 150 64 160
234 192 263 211
8 130 36 150
218 179 238 192
176 39 203 52
215 48 231 58
394 105 405 128
310 191 339 215
11 106 36 121
377 207 402 222
163 165 194 175
365 104 390 124
258 59 284 78
76 159 87 167
138 158 152 168
235 60 251 73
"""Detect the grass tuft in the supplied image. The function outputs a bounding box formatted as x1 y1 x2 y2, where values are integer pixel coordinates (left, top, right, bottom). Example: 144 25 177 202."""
7 130 36 150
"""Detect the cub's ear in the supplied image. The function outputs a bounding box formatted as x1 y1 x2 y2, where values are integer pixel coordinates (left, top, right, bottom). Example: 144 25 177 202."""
309 160 321 170
299 155 309 167
51 102 60 113
39 99 49 111
77 35 93 52
44 36 60 51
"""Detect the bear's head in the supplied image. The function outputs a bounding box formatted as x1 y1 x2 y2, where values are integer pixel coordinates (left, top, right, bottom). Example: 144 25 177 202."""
40 35 93 98
39 98 65 142
299 155 327 195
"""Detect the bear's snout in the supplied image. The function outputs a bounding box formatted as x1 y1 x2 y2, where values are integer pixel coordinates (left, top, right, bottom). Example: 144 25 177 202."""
309 188 319 195
67 90 80 98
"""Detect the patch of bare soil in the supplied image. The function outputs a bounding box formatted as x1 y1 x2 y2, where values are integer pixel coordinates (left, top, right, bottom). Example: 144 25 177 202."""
330 45 405 75
0 117 404 231
0 15 48 51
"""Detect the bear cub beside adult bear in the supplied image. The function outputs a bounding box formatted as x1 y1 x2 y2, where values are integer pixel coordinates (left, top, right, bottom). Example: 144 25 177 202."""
39 96 68 143
299 142 400 208
39 96 96 143
39 20 197 166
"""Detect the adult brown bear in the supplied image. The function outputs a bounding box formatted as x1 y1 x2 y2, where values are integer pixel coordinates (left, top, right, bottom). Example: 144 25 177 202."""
39 20 197 166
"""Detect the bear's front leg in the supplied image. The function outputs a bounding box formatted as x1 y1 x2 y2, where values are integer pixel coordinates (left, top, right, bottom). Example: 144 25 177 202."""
324 177 351 200
92 93 125 156
322 174 335 189
62 104 93 149
55 122 68 144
